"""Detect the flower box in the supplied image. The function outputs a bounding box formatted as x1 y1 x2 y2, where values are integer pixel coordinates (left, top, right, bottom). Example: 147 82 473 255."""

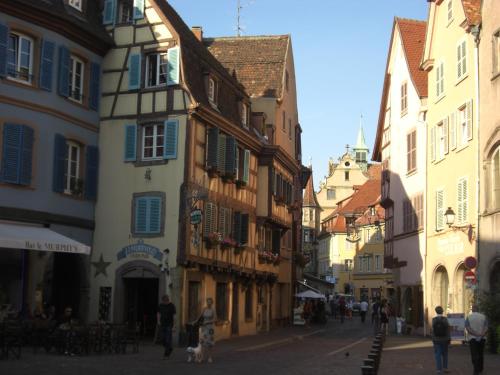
235 180 247 189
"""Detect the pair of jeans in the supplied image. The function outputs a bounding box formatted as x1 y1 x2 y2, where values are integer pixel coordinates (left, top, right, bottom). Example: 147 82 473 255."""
433 341 448 372
469 338 485 374
163 326 173 354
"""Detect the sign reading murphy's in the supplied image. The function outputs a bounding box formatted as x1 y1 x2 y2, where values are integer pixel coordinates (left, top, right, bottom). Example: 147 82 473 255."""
117 240 163 262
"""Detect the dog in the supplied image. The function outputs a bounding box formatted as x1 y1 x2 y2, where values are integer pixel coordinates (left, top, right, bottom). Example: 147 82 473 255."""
186 344 203 363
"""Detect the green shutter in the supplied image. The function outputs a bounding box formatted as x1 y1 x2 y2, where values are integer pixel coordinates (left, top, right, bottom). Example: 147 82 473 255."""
124 124 137 161
243 149 250 184
135 197 148 233
167 46 180 85
128 53 141 90
206 127 219 169
164 119 179 159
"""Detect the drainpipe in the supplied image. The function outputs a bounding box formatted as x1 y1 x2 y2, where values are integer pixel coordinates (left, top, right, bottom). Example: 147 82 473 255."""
471 25 481 295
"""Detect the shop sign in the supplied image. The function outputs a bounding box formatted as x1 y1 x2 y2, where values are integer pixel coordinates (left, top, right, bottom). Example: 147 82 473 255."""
190 209 202 225
117 240 163 261
437 235 464 256
447 313 465 341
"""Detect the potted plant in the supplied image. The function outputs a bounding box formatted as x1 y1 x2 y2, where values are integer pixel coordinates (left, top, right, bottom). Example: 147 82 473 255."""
204 232 221 249
220 237 236 250
235 179 247 189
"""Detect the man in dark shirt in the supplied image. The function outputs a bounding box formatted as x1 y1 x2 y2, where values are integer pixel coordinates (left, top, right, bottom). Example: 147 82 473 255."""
157 295 176 358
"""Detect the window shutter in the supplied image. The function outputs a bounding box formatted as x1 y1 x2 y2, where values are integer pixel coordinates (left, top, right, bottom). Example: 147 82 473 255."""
243 149 250 184
217 133 226 174
167 46 180 86
128 53 141 90
0 23 8 78
462 42 467 74
57 46 70 97
431 126 436 162
466 99 473 140
19 126 34 186
1 124 22 184
133 0 145 20
233 212 242 244
149 197 162 233
103 0 116 25
164 119 179 159
52 134 67 193
443 117 449 154
224 136 236 176
457 43 462 79
89 62 101 111
39 40 55 91
436 190 444 230
240 214 249 245
463 178 468 223
406 133 411 172
206 127 219 169
457 179 463 223
204 202 217 237
218 207 227 237
450 112 457 150
84 146 99 200
435 65 440 97
135 197 148 233
124 124 137 161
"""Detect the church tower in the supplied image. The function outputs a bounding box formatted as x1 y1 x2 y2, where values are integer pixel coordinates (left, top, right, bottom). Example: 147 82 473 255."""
353 117 369 172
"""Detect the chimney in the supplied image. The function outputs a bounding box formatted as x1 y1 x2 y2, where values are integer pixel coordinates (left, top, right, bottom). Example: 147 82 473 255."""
191 26 203 42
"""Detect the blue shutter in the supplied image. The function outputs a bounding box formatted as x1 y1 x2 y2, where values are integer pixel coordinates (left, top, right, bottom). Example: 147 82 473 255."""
135 197 148 233
19 126 34 186
164 119 178 160
128 53 141 90
1 124 22 184
57 46 70 97
39 40 55 91
0 23 8 78
103 0 116 25
167 46 180 86
84 146 99 200
89 62 101 111
233 212 242 244
206 127 219 169
148 197 162 233
133 0 145 20
52 134 67 193
124 124 137 161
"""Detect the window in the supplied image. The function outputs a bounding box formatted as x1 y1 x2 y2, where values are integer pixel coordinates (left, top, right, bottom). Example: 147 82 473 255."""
0 123 34 186
327 188 336 200
216 282 228 321
69 55 84 102
303 229 311 243
436 120 448 160
188 281 201 322
366 256 372 272
358 256 363 272
458 101 473 146
414 193 423 230
142 124 164 160
457 177 468 224
401 82 408 115
407 130 417 173
309 209 314 222
241 103 248 128
133 195 163 235
203 202 218 238
208 77 216 103
436 189 445 231
303 209 309 222
436 61 444 98
365 228 370 243
245 286 253 320
233 212 249 245
447 0 453 23
7 32 34 83
118 0 133 23
356 151 366 163
64 141 81 195
375 255 381 271
282 111 286 131
493 147 500 208
494 30 500 76
457 39 467 80
146 53 168 87
345 171 349 181
69 0 82 11
403 199 414 233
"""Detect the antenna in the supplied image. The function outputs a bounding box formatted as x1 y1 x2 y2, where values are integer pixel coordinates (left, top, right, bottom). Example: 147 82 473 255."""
236 0 254 37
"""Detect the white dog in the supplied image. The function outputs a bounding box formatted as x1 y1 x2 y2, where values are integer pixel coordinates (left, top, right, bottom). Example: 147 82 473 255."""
186 344 203 363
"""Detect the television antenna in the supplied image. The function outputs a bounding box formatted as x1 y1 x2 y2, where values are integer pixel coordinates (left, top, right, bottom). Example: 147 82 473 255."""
236 0 254 36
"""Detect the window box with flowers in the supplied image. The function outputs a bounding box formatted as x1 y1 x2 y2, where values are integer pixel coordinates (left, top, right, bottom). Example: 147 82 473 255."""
204 232 221 249
220 237 237 250
258 251 280 265
234 244 245 255
235 179 247 189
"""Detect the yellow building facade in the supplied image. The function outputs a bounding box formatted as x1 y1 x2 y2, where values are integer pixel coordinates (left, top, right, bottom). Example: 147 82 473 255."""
421 0 480 320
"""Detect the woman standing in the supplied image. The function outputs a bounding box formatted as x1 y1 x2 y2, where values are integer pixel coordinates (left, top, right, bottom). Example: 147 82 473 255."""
199 298 217 363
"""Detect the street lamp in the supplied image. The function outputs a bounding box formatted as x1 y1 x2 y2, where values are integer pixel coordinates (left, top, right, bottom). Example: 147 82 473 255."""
443 206 476 239
444 207 455 227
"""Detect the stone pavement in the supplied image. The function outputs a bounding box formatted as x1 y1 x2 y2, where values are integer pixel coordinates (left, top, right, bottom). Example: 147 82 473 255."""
380 335 500 374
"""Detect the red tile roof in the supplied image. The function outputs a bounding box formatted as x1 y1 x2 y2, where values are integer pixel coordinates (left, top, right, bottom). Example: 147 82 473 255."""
303 168 319 207
396 18 428 98
204 36 289 98
355 204 385 226
461 0 481 26
337 179 381 216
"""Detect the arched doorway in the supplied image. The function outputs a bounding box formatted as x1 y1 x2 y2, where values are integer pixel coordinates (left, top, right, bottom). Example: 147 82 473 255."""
433 266 449 311
490 261 500 294
455 264 471 314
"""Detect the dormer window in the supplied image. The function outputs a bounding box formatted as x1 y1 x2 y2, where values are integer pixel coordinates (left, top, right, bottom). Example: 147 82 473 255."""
118 0 133 23
69 0 82 11
208 77 217 103
241 102 248 128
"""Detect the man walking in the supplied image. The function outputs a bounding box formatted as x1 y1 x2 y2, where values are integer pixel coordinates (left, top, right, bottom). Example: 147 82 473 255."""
157 295 176 358
360 300 368 323
465 305 488 375
432 306 450 374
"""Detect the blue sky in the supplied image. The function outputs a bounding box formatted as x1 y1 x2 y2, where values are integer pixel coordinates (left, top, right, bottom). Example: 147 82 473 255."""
168 0 428 188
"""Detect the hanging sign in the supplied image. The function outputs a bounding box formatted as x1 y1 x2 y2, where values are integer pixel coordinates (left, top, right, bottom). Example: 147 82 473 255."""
117 240 163 261
190 209 202 225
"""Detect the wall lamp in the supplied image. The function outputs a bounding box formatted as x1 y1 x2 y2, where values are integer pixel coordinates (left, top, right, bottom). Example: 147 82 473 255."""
444 207 476 239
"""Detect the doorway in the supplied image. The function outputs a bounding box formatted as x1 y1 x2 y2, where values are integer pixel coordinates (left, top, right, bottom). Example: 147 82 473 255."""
52 253 83 319
124 278 159 336
231 282 239 335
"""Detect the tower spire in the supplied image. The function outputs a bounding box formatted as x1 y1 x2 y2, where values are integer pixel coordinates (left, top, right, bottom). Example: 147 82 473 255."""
353 114 369 171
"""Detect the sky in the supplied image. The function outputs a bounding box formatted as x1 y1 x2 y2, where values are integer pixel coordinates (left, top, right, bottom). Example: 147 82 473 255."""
167 0 429 189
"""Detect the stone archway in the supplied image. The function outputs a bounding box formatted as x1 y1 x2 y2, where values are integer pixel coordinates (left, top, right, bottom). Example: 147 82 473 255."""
432 266 449 311
454 264 472 314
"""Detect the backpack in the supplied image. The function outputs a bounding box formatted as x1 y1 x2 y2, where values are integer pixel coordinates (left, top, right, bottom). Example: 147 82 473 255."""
433 317 448 337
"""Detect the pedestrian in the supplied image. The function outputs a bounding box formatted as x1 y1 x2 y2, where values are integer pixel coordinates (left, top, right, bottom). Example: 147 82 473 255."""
380 300 389 335
198 297 217 363
432 306 450 374
347 299 353 320
360 300 368 323
372 298 381 335
338 296 346 324
465 304 488 375
157 294 176 358
396 313 405 335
